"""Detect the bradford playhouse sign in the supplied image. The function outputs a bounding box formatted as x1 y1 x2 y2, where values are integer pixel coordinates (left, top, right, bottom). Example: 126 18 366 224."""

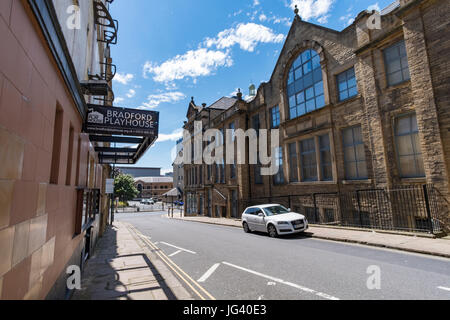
86 104 159 137
85 104 159 164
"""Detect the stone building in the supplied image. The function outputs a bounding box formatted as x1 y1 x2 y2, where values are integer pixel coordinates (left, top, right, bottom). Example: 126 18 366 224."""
135 177 174 200
183 0 450 233
173 138 185 196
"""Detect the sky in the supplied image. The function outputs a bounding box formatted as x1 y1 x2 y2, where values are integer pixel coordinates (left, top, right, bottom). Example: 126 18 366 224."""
109 0 394 175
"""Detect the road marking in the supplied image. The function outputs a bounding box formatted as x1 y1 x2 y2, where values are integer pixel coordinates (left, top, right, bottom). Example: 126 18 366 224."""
160 241 197 254
437 286 450 292
198 263 221 283
127 225 215 300
168 250 182 257
222 261 339 300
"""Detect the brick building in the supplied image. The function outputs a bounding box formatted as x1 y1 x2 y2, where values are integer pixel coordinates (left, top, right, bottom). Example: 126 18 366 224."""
183 0 450 233
135 177 174 200
0 0 157 299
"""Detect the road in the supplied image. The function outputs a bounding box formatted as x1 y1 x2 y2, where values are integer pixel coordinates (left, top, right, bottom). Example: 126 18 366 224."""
116 211 450 300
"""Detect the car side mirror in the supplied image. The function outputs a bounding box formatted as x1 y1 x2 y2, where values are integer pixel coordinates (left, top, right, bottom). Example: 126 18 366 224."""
258 212 264 217
288 208 291 212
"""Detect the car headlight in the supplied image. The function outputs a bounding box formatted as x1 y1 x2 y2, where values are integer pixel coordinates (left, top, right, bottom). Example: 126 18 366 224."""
277 221 289 225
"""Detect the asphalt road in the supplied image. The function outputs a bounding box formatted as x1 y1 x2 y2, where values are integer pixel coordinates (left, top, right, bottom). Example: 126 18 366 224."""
116 211 450 300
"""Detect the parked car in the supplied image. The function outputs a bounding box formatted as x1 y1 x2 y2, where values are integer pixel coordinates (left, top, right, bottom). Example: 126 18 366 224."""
141 199 155 205
241 204 308 238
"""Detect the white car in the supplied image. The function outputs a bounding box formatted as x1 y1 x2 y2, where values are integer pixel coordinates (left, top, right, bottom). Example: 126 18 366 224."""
241 204 308 238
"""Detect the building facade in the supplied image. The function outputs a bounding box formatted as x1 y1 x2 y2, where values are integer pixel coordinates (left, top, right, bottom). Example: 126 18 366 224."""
173 138 184 196
0 0 120 299
135 177 174 200
183 0 450 233
118 167 162 178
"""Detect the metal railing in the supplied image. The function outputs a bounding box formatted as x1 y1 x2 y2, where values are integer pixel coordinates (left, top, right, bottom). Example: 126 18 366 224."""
241 185 447 234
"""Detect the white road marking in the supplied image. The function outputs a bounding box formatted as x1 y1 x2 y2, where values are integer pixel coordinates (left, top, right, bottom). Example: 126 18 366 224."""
198 263 221 283
222 261 339 300
168 250 182 257
267 282 276 286
437 286 450 292
160 241 197 254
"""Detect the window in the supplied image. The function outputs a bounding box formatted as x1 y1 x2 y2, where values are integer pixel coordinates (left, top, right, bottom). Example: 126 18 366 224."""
231 190 238 218
383 40 410 86
337 67 358 101
229 122 236 179
394 113 424 178
66 126 74 186
319 134 333 181
252 114 263 184
343 126 368 180
273 147 284 184
270 106 280 128
219 129 225 183
288 142 299 182
324 208 335 223
300 138 317 181
50 105 63 184
287 49 325 119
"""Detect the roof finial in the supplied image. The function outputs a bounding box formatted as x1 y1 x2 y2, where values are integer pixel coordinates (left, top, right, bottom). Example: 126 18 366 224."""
294 4 299 16
237 88 243 100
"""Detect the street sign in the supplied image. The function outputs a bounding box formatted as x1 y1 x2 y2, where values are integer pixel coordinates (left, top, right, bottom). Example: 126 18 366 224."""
85 104 159 137
105 179 114 194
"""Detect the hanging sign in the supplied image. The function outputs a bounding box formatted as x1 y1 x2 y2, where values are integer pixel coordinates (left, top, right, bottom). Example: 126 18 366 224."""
85 104 159 137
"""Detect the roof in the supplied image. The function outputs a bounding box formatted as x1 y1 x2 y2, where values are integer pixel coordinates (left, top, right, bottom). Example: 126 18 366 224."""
208 97 237 110
162 188 180 197
134 177 173 183
247 204 284 209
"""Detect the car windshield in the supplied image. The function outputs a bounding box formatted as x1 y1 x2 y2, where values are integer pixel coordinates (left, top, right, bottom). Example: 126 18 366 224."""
263 205 290 216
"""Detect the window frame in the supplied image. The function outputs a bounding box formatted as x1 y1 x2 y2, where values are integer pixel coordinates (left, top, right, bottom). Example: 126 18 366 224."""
287 49 325 120
342 125 368 180
393 113 425 179
336 67 358 102
383 40 411 87
270 106 280 129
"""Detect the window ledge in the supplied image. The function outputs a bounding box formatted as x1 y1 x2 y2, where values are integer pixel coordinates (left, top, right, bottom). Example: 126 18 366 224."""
289 181 337 186
334 94 362 107
342 179 372 185
399 177 426 184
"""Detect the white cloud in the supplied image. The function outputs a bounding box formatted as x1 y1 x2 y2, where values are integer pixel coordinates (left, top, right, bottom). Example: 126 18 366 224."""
157 128 184 143
253 0 260 6
143 48 233 83
113 73 134 85
205 23 285 52
340 13 354 26
289 0 334 21
317 14 330 24
140 91 186 110
126 89 136 98
114 97 125 103
367 3 380 11
161 168 174 175
259 13 267 22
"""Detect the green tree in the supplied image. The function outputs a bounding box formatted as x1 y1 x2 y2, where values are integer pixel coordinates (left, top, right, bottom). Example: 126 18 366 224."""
114 174 139 202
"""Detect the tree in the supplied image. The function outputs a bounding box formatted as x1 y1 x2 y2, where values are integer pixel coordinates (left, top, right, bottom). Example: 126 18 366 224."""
114 174 139 202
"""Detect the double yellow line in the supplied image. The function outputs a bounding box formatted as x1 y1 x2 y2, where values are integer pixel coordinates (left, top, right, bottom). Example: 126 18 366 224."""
128 224 215 300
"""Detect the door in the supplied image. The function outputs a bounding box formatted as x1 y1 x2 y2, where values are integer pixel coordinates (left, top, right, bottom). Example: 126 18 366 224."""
253 209 266 232
245 208 257 229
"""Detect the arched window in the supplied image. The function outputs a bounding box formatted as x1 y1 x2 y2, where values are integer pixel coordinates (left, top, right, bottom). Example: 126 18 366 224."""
287 49 325 119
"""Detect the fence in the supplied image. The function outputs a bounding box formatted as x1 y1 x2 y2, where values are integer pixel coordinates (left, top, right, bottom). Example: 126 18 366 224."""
242 185 447 234
114 202 184 213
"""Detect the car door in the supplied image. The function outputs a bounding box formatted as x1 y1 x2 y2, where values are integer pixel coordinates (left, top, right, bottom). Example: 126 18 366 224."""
253 209 266 232
244 208 256 230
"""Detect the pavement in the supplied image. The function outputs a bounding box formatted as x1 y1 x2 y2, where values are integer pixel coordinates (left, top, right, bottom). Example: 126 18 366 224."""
71 219 194 300
168 213 450 259
114 211 450 300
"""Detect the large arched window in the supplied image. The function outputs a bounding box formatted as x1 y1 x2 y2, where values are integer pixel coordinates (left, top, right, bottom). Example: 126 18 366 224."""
287 49 325 119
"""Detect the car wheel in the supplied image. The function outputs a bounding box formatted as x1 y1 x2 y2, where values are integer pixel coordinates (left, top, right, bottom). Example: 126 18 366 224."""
243 222 251 233
268 224 278 238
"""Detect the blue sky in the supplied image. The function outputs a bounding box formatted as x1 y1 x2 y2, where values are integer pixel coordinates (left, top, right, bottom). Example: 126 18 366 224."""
110 0 393 174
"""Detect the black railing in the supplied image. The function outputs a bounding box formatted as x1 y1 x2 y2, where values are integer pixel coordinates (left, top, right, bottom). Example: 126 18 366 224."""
241 185 447 234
